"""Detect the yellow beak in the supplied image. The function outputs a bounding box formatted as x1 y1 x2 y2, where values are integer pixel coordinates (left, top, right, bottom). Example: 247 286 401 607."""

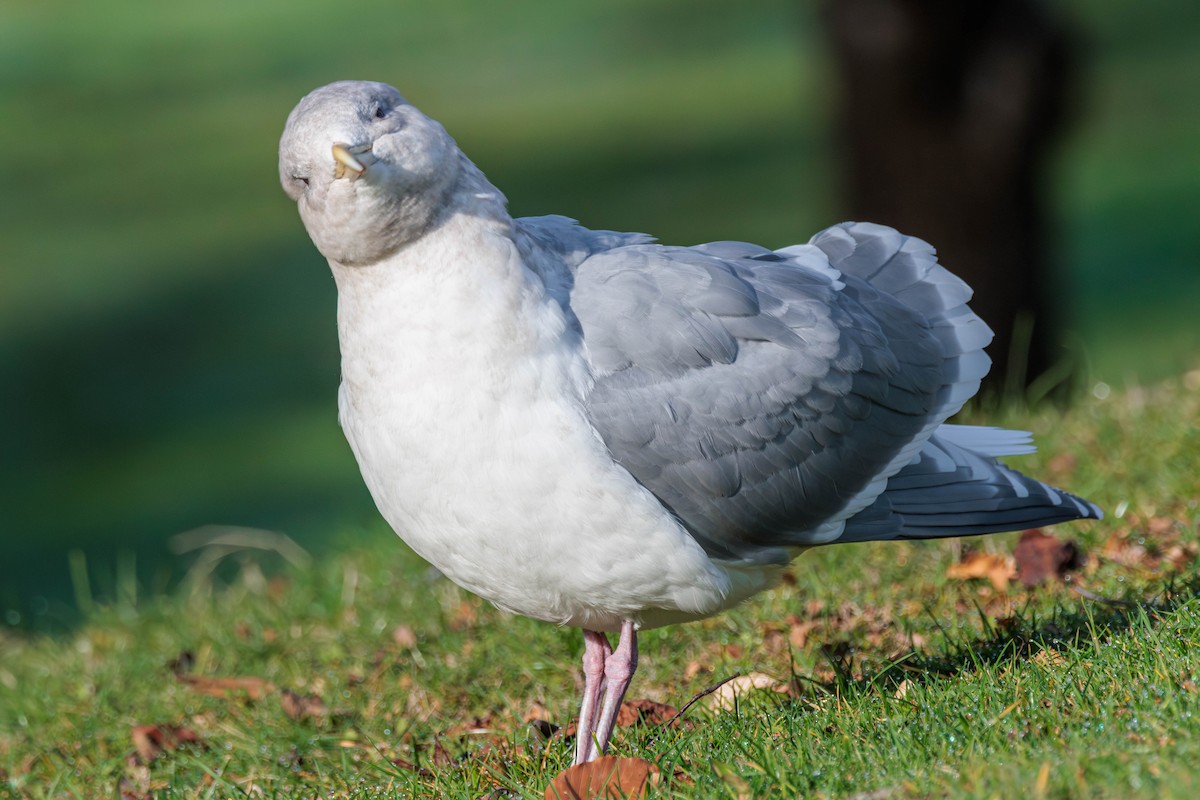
332 143 366 179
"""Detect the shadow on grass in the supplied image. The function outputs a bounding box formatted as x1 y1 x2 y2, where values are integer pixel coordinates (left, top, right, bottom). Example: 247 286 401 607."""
810 575 1200 699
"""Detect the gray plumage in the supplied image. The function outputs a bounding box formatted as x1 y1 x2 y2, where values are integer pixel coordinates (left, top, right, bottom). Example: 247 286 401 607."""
544 219 1101 564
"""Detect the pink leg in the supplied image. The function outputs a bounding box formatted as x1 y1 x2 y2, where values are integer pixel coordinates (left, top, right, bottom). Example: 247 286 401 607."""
590 620 638 759
574 630 611 765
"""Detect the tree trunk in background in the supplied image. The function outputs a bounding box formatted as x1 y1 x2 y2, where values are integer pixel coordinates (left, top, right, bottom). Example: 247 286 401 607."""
822 0 1077 395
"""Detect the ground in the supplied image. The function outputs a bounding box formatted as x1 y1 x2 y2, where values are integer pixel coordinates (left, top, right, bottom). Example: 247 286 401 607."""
2 370 1198 798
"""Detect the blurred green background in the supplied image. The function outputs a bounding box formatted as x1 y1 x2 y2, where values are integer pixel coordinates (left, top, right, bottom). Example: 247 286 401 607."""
2 0 1197 626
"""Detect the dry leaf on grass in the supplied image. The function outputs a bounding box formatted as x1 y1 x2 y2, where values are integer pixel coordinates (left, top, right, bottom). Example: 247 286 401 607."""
946 550 1016 592
545 755 659 800
706 672 787 712
448 599 478 631
1031 649 1068 669
280 689 328 721
614 698 679 728
787 615 819 649
392 624 417 648
129 724 203 765
177 674 274 700
1014 529 1083 586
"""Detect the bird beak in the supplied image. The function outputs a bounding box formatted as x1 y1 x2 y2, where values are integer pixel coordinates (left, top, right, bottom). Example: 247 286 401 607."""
332 143 367 179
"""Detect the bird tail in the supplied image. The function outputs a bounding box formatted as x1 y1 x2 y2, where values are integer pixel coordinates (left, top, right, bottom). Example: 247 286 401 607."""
836 425 1102 544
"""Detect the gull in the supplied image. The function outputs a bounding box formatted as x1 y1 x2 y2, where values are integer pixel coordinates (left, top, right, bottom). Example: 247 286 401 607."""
278 80 1101 765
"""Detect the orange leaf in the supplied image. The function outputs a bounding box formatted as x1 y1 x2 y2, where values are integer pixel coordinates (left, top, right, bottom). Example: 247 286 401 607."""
614 698 679 728
545 756 658 800
129 724 203 765
946 550 1016 592
392 624 417 648
280 689 328 720
177 674 274 700
1014 529 1082 586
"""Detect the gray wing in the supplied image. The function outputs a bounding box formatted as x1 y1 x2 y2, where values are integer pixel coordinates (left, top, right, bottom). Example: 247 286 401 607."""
839 426 1102 543
570 222 1012 565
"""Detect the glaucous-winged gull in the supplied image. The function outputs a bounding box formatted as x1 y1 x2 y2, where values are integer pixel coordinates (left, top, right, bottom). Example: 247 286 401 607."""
278 80 1101 765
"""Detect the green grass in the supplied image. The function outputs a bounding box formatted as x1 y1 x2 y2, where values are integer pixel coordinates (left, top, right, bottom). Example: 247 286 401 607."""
2 371 1198 798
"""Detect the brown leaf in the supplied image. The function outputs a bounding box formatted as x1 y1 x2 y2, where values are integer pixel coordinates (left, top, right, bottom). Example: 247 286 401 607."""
449 599 477 631
545 755 658 800
946 550 1016 592
280 689 328 721
129 724 203 765
1032 649 1068 669
1014 529 1082 586
614 698 679 728
787 615 818 649
178 674 274 700
529 718 560 740
432 738 455 767
392 624 417 648
1147 516 1175 536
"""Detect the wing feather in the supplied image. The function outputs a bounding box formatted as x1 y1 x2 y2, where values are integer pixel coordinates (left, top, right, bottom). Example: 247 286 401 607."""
569 221 1096 564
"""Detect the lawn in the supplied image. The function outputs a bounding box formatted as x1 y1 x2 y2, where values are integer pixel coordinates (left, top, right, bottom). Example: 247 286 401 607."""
2 370 1198 798
2 0 1199 795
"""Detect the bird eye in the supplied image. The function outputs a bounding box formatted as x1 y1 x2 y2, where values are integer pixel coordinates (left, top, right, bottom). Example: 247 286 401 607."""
292 175 310 188
372 104 387 120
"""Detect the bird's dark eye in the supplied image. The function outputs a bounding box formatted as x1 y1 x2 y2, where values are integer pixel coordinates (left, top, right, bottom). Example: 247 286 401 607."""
372 104 387 120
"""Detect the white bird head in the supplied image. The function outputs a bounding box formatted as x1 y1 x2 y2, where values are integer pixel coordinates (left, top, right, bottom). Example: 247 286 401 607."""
278 81 463 266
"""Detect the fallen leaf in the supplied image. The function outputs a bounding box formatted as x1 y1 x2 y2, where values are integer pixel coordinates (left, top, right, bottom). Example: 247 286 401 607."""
529 718 560 740
1045 452 1077 482
787 615 818 649
946 550 1016 592
392 625 417 648
1147 516 1175 536
178 674 274 700
1032 649 1068 669
280 689 327 721
614 698 679 728
449 599 477 631
545 755 658 800
706 672 786 712
1165 543 1198 569
1014 529 1082 586
129 724 203 765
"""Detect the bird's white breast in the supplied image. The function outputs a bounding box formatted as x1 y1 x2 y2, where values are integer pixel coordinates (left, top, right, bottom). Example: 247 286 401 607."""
330 213 757 631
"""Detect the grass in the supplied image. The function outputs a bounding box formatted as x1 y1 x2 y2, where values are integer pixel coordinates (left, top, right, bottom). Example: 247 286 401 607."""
2 370 1198 798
